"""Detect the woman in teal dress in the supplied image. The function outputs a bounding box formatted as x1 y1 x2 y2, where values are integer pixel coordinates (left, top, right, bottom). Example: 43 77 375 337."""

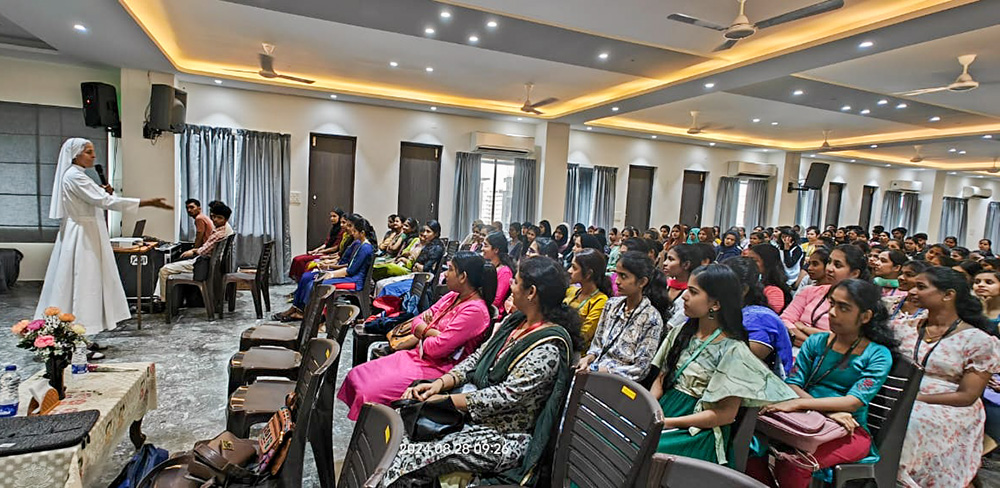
747 279 896 488
372 218 421 280
650 264 797 465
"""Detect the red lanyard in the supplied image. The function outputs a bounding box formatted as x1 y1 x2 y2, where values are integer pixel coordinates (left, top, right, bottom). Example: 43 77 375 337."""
497 320 546 360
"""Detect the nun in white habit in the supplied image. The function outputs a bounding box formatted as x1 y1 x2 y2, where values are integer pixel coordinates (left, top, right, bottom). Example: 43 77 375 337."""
36 138 171 335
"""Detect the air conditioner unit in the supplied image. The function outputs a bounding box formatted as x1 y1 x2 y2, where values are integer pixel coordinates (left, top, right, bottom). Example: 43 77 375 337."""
727 161 777 178
471 132 535 155
889 180 922 192
961 186 993 199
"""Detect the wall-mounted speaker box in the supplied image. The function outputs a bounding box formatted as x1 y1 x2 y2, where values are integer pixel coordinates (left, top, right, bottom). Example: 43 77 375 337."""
802 162 830 189
148 84 187 133
81 82 121 135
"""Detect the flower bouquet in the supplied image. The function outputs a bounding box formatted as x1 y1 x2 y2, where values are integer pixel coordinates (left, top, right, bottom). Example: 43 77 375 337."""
10 307 88 398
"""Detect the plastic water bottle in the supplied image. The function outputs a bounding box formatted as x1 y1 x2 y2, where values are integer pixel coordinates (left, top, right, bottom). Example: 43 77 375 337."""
71 343 88 376
0 365 20 417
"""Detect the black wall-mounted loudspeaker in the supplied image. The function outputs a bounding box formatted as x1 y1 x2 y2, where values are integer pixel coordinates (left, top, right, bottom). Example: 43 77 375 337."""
803 162 830 189
147 84 187 135
81 82 121 137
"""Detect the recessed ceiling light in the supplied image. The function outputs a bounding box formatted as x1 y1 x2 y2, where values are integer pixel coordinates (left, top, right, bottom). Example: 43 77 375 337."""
468 35 479 43
807 154 815 157
389 61 399 67
840 105 851 111
762 149 770 152
611 106 619 112
329 94 337 99
870 144 878 148
771 122 779 126
752 118 760 123
858 40 875 48
929 116 941 122
704 82 716 89
850 159 856 162
949 148 957 152
425 66 434 72
598 52 609 60
976 175 985 178
884 164 891 167
440 11 451 18
516 117 522 121
214 79 223 84
948 171 957 175
424 27 435 35
709 142 716 146
651 135 657 139
984 134 993 139
860 109 871 115
73 24 87 33
792 90 804 96
959 150 967 155
486 20 498 28
430 106 437 111
896 103 907 109
877 99 888 106
586 127 593 131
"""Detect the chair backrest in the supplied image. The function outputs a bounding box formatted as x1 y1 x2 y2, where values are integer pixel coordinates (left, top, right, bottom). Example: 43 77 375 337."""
647 454 767 488
329 303 361 347
295 284 336 352
862 354 923 482
359 253 377 298
279 338 340 488
205 234 232 283
338 403 405 488
409 272 433 306
552 371 665 488
256 240 274 287
729 407 759 473
447 239 459 256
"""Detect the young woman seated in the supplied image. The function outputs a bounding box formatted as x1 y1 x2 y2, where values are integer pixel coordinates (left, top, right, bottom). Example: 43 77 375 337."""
481 231 514 317
274 214 375 321
661 244 700 331
564 248 612 350
794 246 831 293
377 214 407 257
723 256 794 377
715 230 742 262
337 251 495 420
747 279 896 488
873 249 907 308
373 218 421 272
384 256 581 486
649 264 796 465
975 270 1000 453
373 220 445 295
894 267 1000 488
747 244 794 314
507 222 526 261
783 244 870 347
888 260 929 328
576 251 670 382
289 207 344 281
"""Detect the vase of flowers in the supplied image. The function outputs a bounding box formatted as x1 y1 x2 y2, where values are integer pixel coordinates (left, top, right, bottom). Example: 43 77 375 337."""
11 307 88 399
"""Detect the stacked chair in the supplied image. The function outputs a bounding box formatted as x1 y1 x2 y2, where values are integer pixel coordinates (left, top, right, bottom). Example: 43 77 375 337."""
166 234 234 322
351 272 433 367
333 254 377 319
646 454 767 488
223 240 274 319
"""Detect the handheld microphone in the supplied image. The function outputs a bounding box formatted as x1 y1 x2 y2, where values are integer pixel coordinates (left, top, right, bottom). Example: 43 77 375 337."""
94 164 109 186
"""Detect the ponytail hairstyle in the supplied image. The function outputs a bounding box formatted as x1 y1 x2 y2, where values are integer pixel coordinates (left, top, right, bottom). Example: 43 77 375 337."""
885 249 908 268
403 217 420 239
920 267 997 336
538 220 553 238
750 244 793 303
955 260 983 283
450 250 498 307
517 256 584 351
485 231 515 271
828 279 900 348
425 219 442 240
345 213 377 244
901 259 929 276
811 246 832 266
667 243 700 277
572 248 614 297
832 244 872 282
618 250 674 324
660 264 746 390
722 256 768 308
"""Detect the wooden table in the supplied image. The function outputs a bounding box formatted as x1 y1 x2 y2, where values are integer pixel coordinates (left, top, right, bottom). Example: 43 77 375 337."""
113 242 159 328
6 363 157 488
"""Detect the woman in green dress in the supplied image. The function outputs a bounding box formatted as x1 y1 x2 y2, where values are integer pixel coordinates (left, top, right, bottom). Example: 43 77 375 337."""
373 218 421 279
650 264 796 465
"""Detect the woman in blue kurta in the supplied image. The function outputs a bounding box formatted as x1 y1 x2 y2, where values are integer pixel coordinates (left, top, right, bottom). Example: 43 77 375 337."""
273 213 376 321
747 279 895 488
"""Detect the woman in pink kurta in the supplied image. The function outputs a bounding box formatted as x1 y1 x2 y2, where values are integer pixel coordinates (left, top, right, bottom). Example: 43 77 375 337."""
337 251 496 420
783 244 871 347
481 231 514 318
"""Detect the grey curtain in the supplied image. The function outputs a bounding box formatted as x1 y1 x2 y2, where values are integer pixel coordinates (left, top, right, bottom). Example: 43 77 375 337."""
744 178 768 230
578 167 594 226
451 152 482 240
233 129 291 283
715 177 741 232
795 189 822 227
985 202 1000 249
510 157 537 224
178 125 235 241
564 164 580 224
592 165 617 230
881 190 920 233
939 197 968 245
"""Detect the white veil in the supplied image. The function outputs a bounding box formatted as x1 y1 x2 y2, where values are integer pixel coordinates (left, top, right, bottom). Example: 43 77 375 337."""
49 138 92 219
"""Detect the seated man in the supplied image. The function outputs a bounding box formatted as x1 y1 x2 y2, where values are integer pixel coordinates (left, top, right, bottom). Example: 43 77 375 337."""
185 198 214 248
155 203 234 303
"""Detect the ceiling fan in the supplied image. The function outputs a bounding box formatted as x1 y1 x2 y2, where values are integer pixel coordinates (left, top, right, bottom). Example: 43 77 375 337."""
989 157 999 174
667 0 845 52
520 83 558 115
894 54 985 96
819 130 833 150
910 145 925 163
686 111 731 134
226 43 315 84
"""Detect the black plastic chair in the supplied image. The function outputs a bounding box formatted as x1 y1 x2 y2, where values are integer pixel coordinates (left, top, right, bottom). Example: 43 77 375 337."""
224 240 274 319
730 407 759 473
819 355 923 488
228 285 334 395
334 253 377 320
646 454 768 488
446 239 459 257
337 403 405 488
351 272 432 367
551 371 665 488
238 300 357 352
166 234 233 323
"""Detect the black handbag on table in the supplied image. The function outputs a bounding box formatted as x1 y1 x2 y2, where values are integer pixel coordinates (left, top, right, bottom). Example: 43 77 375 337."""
0 409 100 456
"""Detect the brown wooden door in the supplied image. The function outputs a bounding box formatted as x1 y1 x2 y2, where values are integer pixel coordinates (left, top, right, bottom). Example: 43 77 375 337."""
679 170 706 227
398 142 441 226
308 133 355 248
625 165 655 229
859 185 877 230
825 182 845 228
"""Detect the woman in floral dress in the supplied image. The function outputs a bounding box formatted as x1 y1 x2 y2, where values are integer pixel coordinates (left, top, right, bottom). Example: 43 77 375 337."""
892 267 1000 487
382 256 582 487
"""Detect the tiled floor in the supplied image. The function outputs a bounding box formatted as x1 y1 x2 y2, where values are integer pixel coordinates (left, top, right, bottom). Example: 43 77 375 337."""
0 282 355 487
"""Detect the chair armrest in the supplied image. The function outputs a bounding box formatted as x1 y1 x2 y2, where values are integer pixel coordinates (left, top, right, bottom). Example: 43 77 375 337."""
833 463 875 488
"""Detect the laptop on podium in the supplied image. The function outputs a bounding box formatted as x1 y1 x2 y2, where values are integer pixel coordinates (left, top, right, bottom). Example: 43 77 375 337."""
131 219 146 238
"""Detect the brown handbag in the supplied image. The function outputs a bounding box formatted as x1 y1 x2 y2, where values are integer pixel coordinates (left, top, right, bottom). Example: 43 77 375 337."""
386 319 415 350
188 431 258 484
